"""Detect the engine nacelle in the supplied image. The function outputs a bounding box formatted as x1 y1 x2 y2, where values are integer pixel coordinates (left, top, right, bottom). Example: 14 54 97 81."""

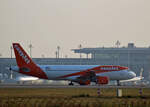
96 76 109 84
79 80 91 85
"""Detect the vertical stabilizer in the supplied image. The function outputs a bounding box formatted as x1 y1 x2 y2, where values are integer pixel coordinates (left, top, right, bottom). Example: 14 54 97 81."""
13 43 48 79
13 43 36 68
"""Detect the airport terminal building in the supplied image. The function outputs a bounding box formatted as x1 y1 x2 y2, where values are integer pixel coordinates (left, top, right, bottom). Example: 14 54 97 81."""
0 43 150 81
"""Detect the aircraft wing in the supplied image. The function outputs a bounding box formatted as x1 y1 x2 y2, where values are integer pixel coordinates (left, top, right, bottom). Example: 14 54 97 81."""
77 70 96 81
72 70 109 85
120 76 144 82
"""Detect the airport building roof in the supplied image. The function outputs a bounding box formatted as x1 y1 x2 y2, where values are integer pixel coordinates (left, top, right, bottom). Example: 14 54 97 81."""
72 43 150 54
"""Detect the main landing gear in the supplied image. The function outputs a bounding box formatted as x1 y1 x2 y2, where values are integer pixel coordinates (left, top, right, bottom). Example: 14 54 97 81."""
68 81 74 85
117 80 121 86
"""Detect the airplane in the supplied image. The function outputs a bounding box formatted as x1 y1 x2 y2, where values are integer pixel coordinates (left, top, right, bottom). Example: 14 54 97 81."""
9 43 143 85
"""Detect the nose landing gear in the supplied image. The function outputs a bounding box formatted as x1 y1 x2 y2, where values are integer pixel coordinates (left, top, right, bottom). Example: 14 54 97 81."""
68 81 74 85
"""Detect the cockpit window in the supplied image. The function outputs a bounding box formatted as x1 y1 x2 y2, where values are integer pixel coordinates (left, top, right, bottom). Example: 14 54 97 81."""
45 67 51 71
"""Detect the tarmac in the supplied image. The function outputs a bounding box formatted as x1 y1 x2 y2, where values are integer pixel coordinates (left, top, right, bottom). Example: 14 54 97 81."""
0 84 149 89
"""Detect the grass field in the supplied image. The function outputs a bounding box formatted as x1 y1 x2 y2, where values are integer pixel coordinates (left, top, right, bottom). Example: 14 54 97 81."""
0 88 150 107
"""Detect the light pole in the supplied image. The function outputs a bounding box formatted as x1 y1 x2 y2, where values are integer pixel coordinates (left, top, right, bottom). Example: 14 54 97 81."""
0 53 2 57
128 48 130 68
115 40 121 48
57 46 60 59
29 43 33 58
79 44 82 65
79 44 82 58
115 41 121 65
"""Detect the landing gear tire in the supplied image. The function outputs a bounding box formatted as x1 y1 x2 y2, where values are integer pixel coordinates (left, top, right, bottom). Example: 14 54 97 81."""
69 82 74 85
117 80 121 86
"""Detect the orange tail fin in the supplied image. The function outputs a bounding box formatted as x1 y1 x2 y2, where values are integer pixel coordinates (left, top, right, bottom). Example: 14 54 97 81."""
13 43 36 68
13 43 48 79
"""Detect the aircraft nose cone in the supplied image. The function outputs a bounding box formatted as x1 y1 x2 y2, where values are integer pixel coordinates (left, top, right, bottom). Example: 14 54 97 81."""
128 71 136 79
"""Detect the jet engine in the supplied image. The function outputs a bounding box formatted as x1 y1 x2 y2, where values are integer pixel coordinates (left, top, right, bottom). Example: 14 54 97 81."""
79 80 91 85
96 76 109 84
